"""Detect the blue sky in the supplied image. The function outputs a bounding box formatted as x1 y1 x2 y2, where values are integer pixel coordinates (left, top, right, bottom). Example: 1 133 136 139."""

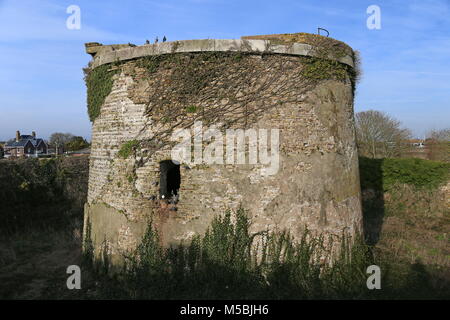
0 0 449 141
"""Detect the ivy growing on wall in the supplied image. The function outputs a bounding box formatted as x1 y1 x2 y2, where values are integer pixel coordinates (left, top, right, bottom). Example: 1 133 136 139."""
84 36 362 179
300 57 349 81
85 34 361 124
118 48 361 165
85 63 120 122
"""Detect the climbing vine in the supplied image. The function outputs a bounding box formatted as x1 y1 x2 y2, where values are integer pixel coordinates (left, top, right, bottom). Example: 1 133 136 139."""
84 63 121 122
122 49 359 164
248 33 361 91
86 37 360 166
300 57 349 81
85 35 360 126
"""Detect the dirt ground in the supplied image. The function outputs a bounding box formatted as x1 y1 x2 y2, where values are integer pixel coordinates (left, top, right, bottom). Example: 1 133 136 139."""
0 230 96 299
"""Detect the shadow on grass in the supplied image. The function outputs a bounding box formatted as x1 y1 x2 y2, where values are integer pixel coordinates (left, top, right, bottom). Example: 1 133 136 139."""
359 157 385 246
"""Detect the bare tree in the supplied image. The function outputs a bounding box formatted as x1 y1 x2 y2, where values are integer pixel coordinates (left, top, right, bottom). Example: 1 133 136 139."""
49 132 74 154
355 110 411 158
426 128 450 162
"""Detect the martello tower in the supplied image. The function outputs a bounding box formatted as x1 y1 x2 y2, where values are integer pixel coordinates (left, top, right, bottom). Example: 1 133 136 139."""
83 33 363 265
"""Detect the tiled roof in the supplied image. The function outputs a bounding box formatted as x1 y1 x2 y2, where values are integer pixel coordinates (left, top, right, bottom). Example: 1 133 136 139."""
31 138 45 147
5 140 31 148
4 130 48 151
5 137 47 148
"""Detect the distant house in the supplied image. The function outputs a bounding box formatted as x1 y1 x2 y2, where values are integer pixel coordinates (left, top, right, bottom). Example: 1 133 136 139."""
4 131 48 158
406 139 425 148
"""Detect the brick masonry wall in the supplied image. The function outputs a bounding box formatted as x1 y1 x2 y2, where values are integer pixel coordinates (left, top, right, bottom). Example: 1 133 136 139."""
84 50 362 262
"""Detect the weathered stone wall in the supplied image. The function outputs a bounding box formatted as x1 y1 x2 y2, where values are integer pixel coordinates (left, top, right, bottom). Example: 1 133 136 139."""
83 34 363 263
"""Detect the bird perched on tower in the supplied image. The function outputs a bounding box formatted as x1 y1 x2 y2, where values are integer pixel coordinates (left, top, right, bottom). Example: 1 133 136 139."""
163 36 167 42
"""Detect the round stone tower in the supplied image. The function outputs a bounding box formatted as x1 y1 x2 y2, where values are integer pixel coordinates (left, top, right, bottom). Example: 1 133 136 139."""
83 33 363 265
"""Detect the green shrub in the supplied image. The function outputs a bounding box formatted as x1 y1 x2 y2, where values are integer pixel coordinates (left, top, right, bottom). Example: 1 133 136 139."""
359 157 450 191
81 205 450 299
0 157 89 235
65 136 90 151
92 208 384 299
382 158 449 190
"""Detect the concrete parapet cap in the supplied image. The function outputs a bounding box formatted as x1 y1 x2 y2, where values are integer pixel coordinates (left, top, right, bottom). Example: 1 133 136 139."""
86 38 354 69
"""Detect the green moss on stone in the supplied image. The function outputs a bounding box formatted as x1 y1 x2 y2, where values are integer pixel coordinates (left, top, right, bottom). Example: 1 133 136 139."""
301 57 349 81
185 105 198 113
127 175 134 183
118 140 139 159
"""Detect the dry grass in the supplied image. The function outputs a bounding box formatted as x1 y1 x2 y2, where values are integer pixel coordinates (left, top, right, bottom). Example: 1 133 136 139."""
376 183 449 268
0 157 449 299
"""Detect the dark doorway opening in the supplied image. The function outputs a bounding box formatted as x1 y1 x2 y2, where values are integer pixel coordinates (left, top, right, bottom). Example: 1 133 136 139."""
159 160 180 200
